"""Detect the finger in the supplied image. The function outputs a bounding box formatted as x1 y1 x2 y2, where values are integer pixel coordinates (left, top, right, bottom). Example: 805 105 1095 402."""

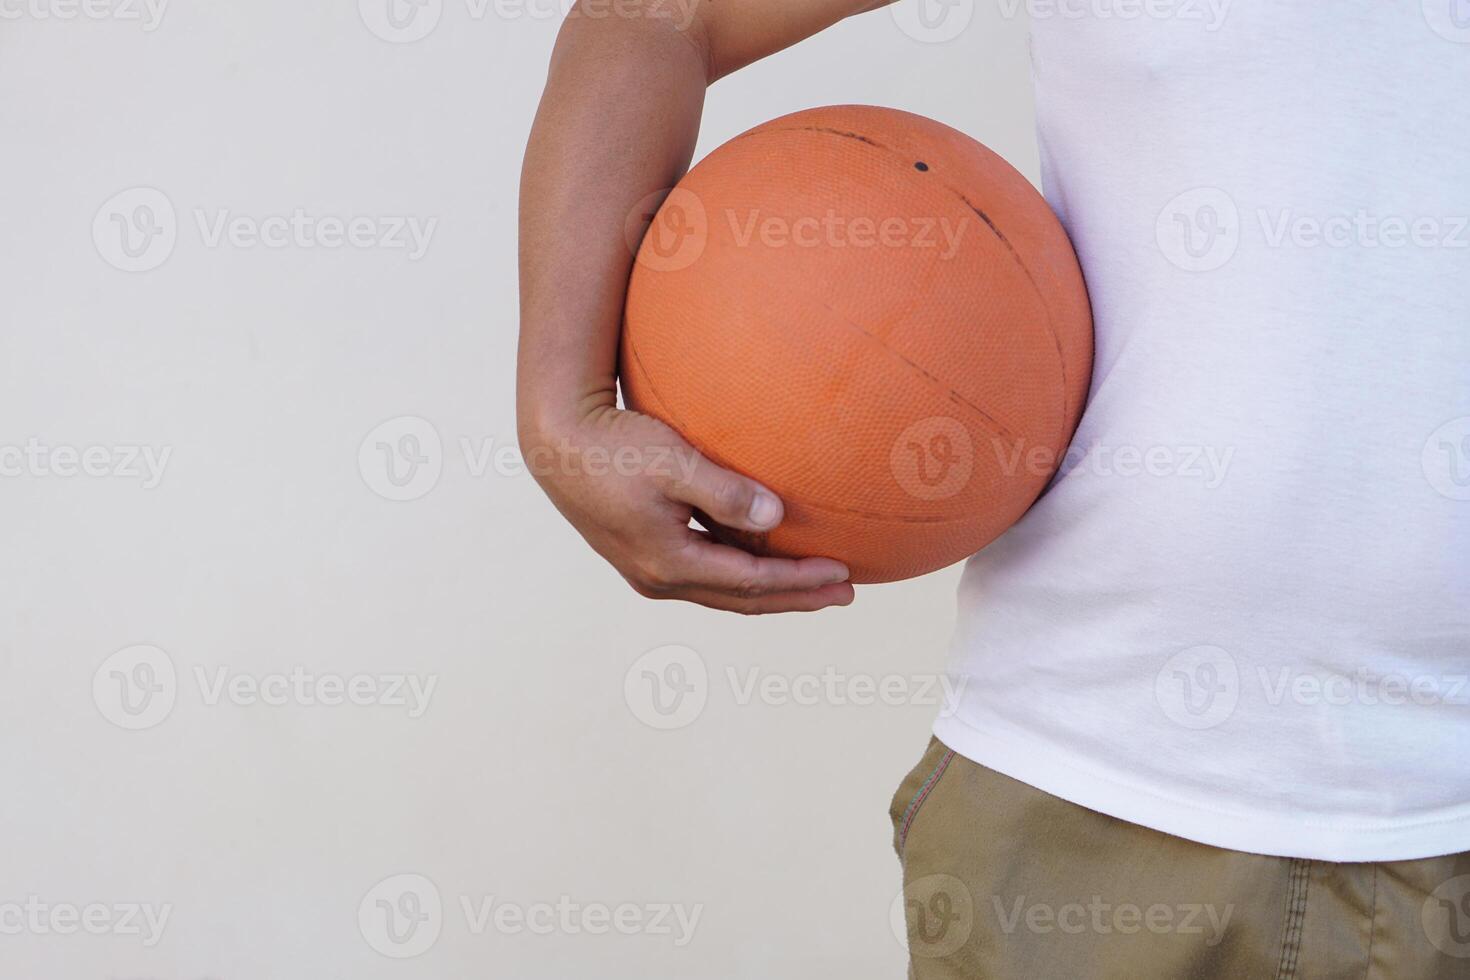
678 581 856 615
662 454 784 533
674 535 850 595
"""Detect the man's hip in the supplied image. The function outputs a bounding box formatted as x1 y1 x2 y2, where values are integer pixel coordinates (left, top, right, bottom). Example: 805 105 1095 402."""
890 737 1470 979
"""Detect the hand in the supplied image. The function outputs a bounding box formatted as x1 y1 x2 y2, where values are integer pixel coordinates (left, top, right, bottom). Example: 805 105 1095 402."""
521 406 854 613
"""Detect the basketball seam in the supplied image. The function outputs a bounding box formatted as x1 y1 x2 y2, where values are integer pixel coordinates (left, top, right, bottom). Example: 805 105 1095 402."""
950 189 1075 468
808 294 1015 444
731 123 1077 468
629 334 1011 526
622 333 689 434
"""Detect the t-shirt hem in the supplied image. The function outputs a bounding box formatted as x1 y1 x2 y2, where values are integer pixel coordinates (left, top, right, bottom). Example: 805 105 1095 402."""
933 713 1470 863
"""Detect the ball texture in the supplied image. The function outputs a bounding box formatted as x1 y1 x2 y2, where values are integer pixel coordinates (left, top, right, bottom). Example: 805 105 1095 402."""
622 105 1093 583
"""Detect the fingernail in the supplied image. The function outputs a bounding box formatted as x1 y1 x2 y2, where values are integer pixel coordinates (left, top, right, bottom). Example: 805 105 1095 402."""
826 566 851 584
747 491 781 529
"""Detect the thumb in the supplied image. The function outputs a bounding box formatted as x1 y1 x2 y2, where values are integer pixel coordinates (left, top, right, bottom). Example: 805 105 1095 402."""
664 454 784 533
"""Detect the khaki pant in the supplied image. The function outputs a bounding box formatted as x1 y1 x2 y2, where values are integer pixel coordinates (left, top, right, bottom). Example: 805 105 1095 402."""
889 738 1470 979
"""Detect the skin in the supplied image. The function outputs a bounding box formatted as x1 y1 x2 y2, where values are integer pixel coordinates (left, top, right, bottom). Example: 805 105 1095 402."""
518 0 895 613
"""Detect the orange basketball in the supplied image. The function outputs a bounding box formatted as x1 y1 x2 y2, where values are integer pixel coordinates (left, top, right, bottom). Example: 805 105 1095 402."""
621 105 1093 583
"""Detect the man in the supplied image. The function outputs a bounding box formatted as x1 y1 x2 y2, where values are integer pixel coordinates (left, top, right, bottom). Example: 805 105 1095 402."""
519 1 1470 975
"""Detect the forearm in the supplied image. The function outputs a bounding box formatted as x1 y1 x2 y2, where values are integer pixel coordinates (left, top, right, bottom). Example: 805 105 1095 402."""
516 8 708 443
513 0 879 610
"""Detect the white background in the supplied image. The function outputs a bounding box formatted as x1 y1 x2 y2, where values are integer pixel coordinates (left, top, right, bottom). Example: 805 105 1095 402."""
0 0 1037 975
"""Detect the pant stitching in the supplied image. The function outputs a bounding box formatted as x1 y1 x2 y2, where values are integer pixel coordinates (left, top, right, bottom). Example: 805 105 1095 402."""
1361 866 1379 980
1277 864 1300 980
1275 858 1312 980
1287 861 1313 979
898 749 955 855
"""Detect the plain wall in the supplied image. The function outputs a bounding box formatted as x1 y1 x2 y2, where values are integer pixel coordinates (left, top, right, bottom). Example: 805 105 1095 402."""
0 1 1036 976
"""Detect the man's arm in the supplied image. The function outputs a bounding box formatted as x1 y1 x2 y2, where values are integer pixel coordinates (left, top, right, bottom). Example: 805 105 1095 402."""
518 0 891 613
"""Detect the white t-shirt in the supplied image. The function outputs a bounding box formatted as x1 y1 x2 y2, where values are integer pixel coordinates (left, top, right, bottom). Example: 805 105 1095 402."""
939 1 1470 861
